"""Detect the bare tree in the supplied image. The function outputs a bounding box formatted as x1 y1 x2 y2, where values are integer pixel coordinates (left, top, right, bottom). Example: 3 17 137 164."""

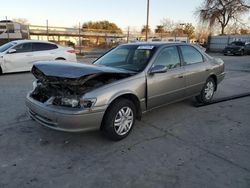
13 18 29 25
197 0 250 35
161 18 176 33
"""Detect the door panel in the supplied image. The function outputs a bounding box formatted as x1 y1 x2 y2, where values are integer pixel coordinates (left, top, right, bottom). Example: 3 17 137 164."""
147 67 186 109
184 62 210 96
245 44 250 54
28 43 58 69
179 45 210 97
146 46 185 109
3 43 33 72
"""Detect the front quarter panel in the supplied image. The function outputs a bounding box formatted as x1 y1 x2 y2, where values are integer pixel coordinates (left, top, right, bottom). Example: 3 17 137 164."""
83 72 146 110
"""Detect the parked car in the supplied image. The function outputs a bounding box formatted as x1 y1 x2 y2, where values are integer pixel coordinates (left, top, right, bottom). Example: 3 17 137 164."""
223 41 250 56
0 40 77 74
26 42 225 140
194 43 207 52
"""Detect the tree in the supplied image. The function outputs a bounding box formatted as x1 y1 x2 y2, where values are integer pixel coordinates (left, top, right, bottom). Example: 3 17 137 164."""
240 28 250 34
161 18 175 33
141 25 151 34
196 0 250 35
82 21 122 34
13 18 29 25
155 25 165 33
183 23 195 39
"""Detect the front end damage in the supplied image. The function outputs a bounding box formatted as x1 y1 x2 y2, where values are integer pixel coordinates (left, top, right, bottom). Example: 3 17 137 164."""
30 62 133 109
26 61 135 132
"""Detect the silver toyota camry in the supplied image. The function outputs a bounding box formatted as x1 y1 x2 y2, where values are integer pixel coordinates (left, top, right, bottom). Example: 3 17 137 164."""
26 42 225 140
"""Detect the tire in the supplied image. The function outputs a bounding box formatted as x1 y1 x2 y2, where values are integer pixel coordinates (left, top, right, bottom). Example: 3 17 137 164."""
0 66 2 75
240 50 244 56
55 57 66 60
102 98 136 141
196 77 216 104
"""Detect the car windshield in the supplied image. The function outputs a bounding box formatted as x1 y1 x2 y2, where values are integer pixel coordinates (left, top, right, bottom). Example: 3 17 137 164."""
0 42 14 52
93 45 156 72
230 42 245 46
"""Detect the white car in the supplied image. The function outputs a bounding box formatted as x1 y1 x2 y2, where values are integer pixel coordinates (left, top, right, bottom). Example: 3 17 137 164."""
0 40 77 74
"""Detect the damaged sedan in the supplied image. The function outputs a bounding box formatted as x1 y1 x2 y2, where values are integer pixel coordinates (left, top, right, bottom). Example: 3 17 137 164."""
26 43 225 140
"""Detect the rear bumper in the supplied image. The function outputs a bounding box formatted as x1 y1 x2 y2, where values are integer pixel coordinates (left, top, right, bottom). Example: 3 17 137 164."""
26 94 106 132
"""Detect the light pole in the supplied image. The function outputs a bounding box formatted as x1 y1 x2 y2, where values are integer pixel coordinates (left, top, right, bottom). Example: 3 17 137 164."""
46 19 49 41
145 0 149 41
6 16 9 42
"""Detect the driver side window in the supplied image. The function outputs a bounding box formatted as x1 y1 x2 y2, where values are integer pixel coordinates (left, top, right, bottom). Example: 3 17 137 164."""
13 43 32 53
153 46 180 69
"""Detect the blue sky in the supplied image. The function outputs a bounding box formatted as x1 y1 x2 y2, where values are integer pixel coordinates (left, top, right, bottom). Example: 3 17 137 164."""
0 0 248 30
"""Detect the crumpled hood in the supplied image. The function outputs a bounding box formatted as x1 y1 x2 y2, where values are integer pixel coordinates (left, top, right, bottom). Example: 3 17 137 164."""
31 61 134 98
32 61 133 79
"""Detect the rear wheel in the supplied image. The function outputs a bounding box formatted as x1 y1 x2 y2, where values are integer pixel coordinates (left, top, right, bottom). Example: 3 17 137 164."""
55 57 66 60
102 98 136 141
0 66 2 75
196 77 216 104
240 50 244 56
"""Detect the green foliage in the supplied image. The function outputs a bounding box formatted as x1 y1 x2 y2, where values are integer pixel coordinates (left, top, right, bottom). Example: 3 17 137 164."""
141 25 151 34
183 23 195 39
155 25 165 33
82 21 122 34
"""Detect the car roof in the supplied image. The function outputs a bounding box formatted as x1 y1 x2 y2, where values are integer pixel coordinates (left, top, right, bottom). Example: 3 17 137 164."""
10 40 57 45
119 42 188 47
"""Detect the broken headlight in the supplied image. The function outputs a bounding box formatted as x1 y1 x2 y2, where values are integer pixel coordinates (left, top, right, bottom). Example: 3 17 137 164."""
53 97 80 108
53 97 96 108
60 97 80 108
80 98 97 108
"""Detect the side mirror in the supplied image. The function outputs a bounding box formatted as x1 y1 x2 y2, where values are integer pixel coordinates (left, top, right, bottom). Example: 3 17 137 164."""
150 65 167 74
8 49 16 54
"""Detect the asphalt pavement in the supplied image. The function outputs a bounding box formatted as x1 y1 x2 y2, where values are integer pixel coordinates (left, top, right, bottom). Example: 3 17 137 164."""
0 54 250 188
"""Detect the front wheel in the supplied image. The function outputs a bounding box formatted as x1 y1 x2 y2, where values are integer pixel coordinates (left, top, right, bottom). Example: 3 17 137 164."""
102 98 136 141
196 78 216 104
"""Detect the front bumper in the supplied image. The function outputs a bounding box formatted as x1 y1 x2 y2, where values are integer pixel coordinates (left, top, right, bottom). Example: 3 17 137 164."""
26 93 106 132
223 49 242 55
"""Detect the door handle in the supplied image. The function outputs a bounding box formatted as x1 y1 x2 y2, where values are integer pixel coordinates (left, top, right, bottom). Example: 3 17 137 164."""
177 75 184 78
206 68 211 72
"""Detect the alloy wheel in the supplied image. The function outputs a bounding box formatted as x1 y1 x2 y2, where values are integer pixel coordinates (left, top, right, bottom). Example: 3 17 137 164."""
114 106 134 136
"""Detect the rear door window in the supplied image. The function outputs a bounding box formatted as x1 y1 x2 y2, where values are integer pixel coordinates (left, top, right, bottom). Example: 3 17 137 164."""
180 46 204 65
32 43 58 51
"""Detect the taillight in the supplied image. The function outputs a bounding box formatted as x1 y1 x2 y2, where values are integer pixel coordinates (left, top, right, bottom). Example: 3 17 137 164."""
67 50 76 53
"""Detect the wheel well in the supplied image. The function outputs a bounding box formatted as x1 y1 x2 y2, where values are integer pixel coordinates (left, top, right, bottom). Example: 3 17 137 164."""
209 74 217 91
55 57 66 60
111 94 141 119
100 94 142 130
